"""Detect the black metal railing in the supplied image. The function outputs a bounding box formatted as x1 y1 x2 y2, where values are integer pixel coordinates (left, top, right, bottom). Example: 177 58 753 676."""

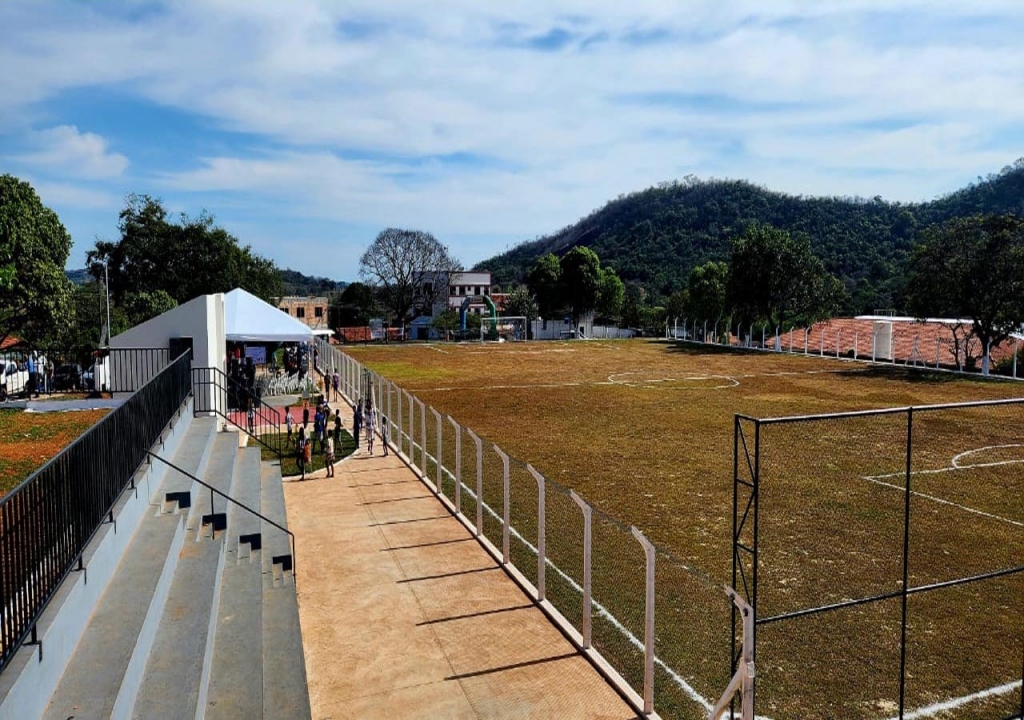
144 451 296 579
0 350 192 673
0 347 171 399
191 367 284 457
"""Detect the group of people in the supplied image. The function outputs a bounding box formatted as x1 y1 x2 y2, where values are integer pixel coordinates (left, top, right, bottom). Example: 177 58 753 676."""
285 396 343 480
282 391 393 481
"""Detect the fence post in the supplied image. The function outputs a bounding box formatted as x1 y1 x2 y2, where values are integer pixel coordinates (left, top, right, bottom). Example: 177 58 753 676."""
631 525 656 716
569 490 592 649
466 428 483 535
1014 339 1019 379
983 340 991 377
395 385 403 456
407 391 414 464
854 331 859 360
703 320 708 344
803 328 809 354
935 339 941 369
836 329 841 358
386 380 393 444
819 327 824 356
788 328 793 352
430 407 443 493
447 416 462 512
527 464 546 602
872 333 877 362
419 400 427 477
493 445 510 564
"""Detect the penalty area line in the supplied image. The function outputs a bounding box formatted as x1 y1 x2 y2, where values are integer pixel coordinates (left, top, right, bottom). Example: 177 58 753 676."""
887 679 1022 720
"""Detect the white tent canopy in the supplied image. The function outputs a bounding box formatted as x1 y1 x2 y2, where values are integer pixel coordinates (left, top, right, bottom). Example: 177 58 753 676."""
224 288 314 343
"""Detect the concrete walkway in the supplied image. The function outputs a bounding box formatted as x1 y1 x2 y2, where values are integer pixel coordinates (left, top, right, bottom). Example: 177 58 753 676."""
283 444 639 719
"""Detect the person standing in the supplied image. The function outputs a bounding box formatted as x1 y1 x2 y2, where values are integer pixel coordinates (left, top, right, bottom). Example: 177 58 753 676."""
296 427 307 480
285 406 294 447
354 401 363 448
325 434 335 478
27 352 37 398
332 370 340 401
247 401 256 436
364 403 375 454
380 415 389 456
333 409 342 446
313 406 323 454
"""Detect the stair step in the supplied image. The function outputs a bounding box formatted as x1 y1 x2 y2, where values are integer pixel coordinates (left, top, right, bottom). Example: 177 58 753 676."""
42 418 218 720
159 416 218 509
260 461 310 719
203 445 264 719
130 433 239 720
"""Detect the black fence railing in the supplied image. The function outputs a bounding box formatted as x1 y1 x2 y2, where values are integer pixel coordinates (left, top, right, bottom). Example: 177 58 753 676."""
0 350 192 674
733 398 1024 720
0 347 171 400
191 367 284 457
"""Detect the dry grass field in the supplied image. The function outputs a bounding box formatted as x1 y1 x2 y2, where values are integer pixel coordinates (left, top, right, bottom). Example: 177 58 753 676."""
342 339 1023 720
0 409 110 496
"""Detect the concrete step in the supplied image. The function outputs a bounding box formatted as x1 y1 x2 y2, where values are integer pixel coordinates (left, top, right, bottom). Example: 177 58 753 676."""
260 460 311 719
41 419 218 720
202 446 264 720
158 415 218 510
131 432 239 720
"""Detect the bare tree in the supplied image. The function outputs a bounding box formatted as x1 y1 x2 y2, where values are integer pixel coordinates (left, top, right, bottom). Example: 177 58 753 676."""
358 228 462 323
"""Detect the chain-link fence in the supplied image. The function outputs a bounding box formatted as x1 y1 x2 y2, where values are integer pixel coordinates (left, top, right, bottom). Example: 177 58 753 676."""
316 340 737 719
735 400 1024 720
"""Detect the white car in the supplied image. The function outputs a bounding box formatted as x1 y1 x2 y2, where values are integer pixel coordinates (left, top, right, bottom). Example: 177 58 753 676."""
0 360 29 401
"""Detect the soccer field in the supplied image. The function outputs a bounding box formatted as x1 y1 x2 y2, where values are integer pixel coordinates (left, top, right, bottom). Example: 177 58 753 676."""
340 339 1024 720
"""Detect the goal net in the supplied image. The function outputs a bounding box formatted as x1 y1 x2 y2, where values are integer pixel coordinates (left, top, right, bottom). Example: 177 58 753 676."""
480 316 528 342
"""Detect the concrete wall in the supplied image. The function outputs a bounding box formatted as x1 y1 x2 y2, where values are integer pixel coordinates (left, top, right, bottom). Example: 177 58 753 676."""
110 293 226 408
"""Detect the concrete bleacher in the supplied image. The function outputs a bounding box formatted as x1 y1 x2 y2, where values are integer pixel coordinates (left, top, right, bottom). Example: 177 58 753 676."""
0 405 309 720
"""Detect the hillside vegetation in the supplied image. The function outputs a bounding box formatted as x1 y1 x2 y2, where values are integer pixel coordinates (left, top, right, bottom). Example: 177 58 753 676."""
476 160 1024 315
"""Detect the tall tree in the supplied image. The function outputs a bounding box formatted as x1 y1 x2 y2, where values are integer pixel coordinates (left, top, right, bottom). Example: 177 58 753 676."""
559 246 601 325
905 214 1024 373
88 195 282 307
358 228 461 322
596 266 625 320
0 174 74 346
502 285 539 339
726 223 844 329
685 261 729 323
526 253 563 320
622 282 646 328
330 281 380 328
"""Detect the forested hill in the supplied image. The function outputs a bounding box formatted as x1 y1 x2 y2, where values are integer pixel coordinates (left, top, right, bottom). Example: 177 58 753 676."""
475 160 1024 314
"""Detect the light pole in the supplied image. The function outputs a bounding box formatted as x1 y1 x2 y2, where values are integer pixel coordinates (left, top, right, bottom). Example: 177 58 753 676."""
104 259 112 346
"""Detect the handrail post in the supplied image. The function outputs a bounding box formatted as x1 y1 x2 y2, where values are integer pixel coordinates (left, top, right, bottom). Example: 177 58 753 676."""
709 588 755 720
430 407 443 493
466 428 483 535
631 525 656 716
569 490 592 648
526 464 546 601
493 445 510 564
447 416 462 512
419 399 427 478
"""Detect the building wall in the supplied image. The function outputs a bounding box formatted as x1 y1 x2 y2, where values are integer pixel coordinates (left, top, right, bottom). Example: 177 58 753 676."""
276 296 329 329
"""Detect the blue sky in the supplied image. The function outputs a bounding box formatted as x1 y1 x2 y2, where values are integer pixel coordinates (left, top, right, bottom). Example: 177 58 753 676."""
2 1 1022 281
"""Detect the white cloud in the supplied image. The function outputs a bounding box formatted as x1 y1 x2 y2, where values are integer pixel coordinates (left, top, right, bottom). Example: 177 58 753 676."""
17 125 128 179
29 178 120 210
3 0 1024 274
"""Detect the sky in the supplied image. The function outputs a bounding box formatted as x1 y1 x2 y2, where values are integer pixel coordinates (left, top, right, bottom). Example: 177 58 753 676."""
2 1 1023 281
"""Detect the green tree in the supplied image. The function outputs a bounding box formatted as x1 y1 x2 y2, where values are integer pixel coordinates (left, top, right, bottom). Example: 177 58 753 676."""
905 214 1024 373
622 282 646 328
559 246 601 325
502 285 538 339
0 174 75 346
431 308 460 339
596 266 624 320
89 195 282 306
526 253 563 320
330 282 379 327
358 228 461 322
122 290 178 327
685 261 729 323
665 289 688 324
726 224 844 329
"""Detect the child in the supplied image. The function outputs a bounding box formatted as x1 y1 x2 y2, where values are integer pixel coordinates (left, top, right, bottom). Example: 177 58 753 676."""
296 427 307 480
285 406 294 446
381 416 389 456
333 409 342 446
247 402 256 436
325 434 335 477
364 404 375 454
302 402 310 429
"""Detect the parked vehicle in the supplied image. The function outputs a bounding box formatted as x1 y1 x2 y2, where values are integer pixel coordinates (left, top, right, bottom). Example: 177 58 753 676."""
1 360 28 401
53 363 83 391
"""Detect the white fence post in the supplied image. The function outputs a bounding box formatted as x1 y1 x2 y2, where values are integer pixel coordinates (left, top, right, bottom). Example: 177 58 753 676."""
430 407 443 493
527 464 546 602
872 334 877 362
836 329 841 358
465 427 483 536
703 320 708 343
788 328 793 352
569 490 592 649
983 340 991 377
819 328 824 356
935 339 941 369
803 328 809 354
493 445 510 564
395 384 403 456
447 416 462 512
854 331 859 360
631 526 656 716
386 380 393 442
407 391 414 463
419 399 427 477
1014 339 1019 379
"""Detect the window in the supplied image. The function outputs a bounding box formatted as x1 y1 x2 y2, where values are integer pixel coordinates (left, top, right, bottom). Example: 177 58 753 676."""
280 307 289 314
296 307 305 318
423 283 433 296
450 286 457 296
314 306 323 318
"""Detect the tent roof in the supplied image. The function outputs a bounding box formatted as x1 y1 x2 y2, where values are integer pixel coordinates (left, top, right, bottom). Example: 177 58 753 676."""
225 288 314 343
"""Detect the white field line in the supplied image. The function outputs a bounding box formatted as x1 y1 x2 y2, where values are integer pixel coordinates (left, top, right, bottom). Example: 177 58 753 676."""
403 433 716 715
887 679 1023 720
412 367 851 393
861 451 1024 528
